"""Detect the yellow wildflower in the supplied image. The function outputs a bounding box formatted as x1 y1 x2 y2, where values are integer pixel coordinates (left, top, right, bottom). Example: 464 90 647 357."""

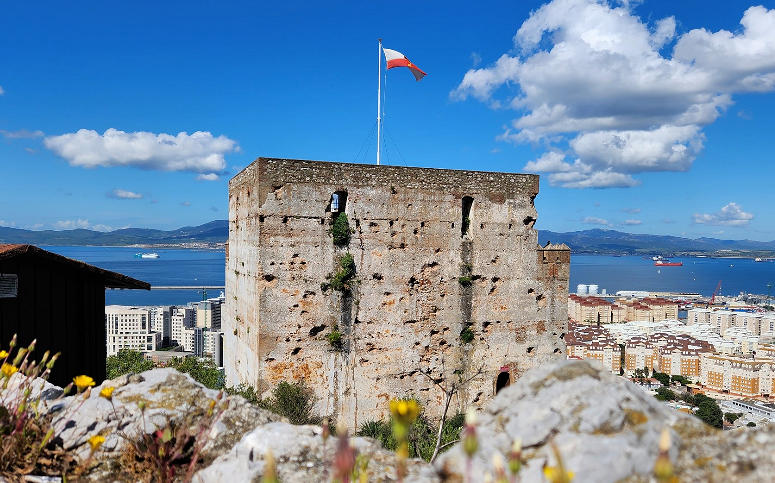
73 375 95 392
1 362 18 378
99 386 115 400
88 434 106 451
544 442 574 483
0 350 8 359
389 398 420 425
543 466 574 483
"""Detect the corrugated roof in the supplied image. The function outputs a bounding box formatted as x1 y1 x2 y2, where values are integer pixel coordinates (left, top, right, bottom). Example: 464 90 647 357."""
0 244 150 290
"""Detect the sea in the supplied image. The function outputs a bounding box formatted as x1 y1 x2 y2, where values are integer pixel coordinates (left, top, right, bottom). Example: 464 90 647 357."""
45 246 226 306
44 247 775 306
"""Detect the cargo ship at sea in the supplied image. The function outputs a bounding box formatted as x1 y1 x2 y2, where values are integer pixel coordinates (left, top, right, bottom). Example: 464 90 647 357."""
655 259 682 266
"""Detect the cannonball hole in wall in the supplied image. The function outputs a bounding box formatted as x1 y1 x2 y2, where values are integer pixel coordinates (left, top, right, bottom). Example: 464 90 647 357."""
496 371 511 394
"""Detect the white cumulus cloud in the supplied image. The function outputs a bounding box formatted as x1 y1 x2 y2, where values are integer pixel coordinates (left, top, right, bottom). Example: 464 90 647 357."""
108 188 143 199
452 1 775 188
582 216 610 226
623 219 642 225
196 173 219 181
44 128 238 174
0 129 44 139
54 219 112 231
693 202 753 226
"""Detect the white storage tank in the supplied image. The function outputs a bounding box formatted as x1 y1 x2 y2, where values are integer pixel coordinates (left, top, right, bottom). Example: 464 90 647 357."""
588 284 599 295
577 284 588 295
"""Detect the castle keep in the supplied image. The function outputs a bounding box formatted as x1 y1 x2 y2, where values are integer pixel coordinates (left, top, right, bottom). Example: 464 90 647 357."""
224 157 569 426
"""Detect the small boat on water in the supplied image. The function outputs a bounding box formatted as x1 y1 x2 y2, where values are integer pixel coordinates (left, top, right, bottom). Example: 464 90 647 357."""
135 252 160 259
655 260 682 267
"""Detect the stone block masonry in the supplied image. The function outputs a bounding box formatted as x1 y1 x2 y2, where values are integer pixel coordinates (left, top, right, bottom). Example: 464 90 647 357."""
224 157 569 428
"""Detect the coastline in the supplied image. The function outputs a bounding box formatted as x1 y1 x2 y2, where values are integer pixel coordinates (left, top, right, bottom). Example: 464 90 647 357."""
40 243 226 251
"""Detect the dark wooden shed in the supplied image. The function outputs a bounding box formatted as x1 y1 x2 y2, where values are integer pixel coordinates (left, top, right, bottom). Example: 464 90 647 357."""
0 244 149 387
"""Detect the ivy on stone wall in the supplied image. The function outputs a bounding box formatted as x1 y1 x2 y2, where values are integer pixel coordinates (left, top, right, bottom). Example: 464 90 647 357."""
327 253 356 292
327 326 344 351
459 327 474 344
331 213 350 246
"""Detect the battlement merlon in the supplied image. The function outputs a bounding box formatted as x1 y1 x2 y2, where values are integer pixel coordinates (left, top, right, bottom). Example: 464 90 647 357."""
537 242 571 280
230 157 540 205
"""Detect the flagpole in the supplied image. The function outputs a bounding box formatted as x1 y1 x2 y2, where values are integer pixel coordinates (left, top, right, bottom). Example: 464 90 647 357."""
377 38 382 166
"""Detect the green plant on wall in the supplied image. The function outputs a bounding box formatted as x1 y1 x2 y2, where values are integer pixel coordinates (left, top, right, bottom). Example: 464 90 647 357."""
460 326 474 343
458 276 472 287
331 212 350 246
328 253 357 292
327 326 344 351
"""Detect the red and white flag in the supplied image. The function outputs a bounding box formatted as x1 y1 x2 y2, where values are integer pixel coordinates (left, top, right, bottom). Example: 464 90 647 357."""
383 47 427 81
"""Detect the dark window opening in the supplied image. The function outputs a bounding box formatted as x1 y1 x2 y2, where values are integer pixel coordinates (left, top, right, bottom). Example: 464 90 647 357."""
496 371 510 393
330 191 348 214
461 196 473 237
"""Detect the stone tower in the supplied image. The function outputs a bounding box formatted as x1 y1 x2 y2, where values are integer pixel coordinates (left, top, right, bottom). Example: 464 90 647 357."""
224 157 569 427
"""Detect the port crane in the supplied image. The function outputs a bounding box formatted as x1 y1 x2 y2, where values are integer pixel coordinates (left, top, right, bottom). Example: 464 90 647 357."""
710 280 722 305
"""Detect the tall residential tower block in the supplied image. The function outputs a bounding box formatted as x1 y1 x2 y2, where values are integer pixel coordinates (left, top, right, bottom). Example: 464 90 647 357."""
224 158 569 427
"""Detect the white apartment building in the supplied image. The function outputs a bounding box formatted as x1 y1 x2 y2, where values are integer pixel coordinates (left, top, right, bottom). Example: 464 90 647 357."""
762 315 775 338
688 308 775 343
151 306 172 343
195 297 224 330
171 306 195 347
700 353 775 397
710 310 736 335
179 326 197 352
734 313 763 336
105 305 161 356
686 308 712 326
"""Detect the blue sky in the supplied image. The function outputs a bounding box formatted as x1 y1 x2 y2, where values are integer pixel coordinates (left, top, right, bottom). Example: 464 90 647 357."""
2 0 775 240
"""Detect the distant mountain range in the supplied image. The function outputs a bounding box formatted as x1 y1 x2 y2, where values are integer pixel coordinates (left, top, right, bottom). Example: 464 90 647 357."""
0 220 228 246
539 228 775 256
1 222 773 256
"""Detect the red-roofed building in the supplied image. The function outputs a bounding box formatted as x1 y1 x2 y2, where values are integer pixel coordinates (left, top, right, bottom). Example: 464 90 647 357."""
569 295 679 324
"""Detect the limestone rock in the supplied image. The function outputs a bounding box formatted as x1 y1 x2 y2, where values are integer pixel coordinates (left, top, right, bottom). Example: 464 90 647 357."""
194 422 439 483
48 368 282 477
4 372 63 402
435 359 710 483
625 423 775 483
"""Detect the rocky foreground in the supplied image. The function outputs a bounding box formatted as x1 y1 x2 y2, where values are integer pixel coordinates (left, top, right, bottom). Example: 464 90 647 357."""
6 360 775 482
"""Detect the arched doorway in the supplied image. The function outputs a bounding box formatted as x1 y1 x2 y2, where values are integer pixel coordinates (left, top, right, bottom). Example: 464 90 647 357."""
495 371 511 394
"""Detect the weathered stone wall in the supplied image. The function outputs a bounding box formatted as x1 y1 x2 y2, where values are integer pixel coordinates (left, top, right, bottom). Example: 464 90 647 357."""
224 157 569 427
